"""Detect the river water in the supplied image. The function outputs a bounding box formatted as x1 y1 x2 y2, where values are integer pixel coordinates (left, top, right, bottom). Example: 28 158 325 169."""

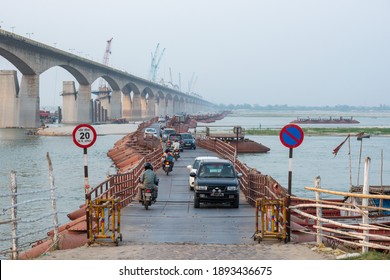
1 111 390 257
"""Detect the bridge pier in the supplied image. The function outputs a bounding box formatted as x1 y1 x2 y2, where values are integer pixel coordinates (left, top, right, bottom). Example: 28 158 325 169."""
166 99 174 116
156 97 165 116
19 75 40 128
0 71 40 128
147 97 156 120
132 93 142 120
110 90 121 119
62 81 92 124
61 81 77 124
0 70 20 128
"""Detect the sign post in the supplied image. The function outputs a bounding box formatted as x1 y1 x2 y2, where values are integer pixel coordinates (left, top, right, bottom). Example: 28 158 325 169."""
72 124 97 240
233 126 242 159
279 124 304 242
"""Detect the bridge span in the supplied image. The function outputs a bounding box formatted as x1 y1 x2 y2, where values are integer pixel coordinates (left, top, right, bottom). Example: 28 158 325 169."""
0 29 214 128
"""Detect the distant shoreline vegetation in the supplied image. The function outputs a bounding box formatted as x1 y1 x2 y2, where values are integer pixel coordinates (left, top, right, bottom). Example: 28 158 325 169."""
216 104 390 112
246 127 390 136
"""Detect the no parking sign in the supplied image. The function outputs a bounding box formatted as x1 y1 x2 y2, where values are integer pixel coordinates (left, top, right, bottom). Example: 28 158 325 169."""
279 124 304 149
279 123 304 243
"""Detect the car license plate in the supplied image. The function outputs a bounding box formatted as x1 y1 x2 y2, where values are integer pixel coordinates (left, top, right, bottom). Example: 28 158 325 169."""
211 192 224 197
145 193 152 197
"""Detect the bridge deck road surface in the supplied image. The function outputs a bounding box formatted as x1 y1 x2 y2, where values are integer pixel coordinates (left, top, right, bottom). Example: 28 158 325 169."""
120 146 256 245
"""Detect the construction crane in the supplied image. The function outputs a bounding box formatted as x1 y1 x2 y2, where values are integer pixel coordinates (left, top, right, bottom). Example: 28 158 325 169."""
188 72 198 94
92 38 113 96
149 43 165 82
167 67 180 89
99 37 113 91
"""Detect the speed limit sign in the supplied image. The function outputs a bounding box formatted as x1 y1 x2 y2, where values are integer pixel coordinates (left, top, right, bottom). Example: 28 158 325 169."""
72 124 97 149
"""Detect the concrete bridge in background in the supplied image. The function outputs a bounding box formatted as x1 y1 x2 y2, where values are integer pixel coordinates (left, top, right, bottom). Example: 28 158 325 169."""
0 29 215 128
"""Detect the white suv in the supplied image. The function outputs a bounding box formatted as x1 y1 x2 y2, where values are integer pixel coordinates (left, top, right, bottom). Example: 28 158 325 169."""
187 156 218 190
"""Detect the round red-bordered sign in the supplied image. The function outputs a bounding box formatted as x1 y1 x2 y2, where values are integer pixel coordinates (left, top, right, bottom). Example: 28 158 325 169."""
279 124 304 148
72 124 97 149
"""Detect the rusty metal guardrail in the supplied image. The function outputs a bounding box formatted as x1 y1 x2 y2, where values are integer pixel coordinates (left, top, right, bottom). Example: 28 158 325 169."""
197 136 288 206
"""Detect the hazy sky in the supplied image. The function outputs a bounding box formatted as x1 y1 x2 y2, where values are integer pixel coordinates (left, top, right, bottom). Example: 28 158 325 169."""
1 0 389 107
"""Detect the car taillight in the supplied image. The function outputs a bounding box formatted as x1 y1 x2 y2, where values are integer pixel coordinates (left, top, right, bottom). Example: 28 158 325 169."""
146 189 152 193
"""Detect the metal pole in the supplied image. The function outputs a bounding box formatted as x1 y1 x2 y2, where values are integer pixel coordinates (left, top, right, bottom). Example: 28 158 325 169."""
236 129 239 158
84 148 90 239
84 148 89 200
286 148 293 242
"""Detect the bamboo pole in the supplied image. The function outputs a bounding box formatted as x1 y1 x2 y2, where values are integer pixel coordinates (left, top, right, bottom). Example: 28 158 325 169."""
357 137 363 187
291 208 375 231
46 152 59 250
10 171 18 260
318 231 390 251
348 134 353 192
379 149 384 214
304 187 390 200
362 157 370 254
315 176 322 245
291 196 390 212
290 203 364 215
313 225 390 242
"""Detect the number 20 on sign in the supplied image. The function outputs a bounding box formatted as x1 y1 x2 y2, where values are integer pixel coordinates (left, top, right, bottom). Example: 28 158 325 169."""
72 124 97 149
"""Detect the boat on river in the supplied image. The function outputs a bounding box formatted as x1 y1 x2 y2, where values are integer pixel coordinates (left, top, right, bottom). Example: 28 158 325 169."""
291 116 359 124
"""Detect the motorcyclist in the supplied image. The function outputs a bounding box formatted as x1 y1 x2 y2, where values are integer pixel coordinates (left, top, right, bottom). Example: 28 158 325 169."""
162 148 174 169
139 162 159 202
171 139 181 159
172 139 180 151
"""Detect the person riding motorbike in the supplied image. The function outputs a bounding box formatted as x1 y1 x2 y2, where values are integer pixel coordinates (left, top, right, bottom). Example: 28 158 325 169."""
138 162 159 202
162 148 174 170
171 139 180 151
171 139 181 159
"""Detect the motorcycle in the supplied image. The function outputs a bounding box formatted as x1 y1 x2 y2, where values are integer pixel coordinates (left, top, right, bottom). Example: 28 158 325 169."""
173 149 180 161
163 160 173 175
140 187 157 210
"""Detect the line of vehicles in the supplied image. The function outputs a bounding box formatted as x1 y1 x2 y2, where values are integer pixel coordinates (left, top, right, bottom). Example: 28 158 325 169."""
141 123 241 209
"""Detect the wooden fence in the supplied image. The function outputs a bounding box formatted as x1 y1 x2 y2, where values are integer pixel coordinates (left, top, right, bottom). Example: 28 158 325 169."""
0 153 59 260
196 137 286 206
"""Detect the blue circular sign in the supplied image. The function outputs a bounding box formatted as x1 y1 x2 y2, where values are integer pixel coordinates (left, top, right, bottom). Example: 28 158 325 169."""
279 124 304 148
